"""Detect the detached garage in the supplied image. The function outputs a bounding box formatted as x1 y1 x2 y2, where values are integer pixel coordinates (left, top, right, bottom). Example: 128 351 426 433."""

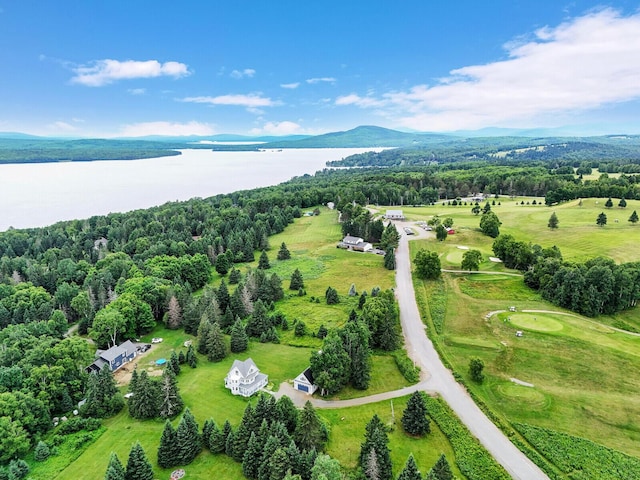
293 367 318 395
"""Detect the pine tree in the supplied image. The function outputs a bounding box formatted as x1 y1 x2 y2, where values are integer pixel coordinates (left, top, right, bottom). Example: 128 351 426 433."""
215 252 230 275
176 408 202 465
629 210 639 224
197 316 212 355
206 321 227 362
85 364 122 418
266 447 291 480
256 436 280 480
242 432 262 479
383 248 395 270
277 242 291 260
217 279 230 313
348 283 357 296
129 370 160 420
34 440 50 462
548 212 559 229
208 421 226 453
275 395 299 434
159 367 183 419
220 306 235 330
289 268 304 290
340 319 371 390
619 198 627 208
246 299 268 337
169 350 181 375
258 250 271 269
398 454 421 480
186 343 197 368
231 405 255 461
294 401 328 452
166 295 182 329
230 319 249 353
605 197 614 208
325 286 339 304
597 212 608 227
105 452 126 480
124 442 154 480
426 454 453 480
157 420 179 468
229 267 241 284
359 415 392 480
401 391 430 436
364 448 380 480
202 418 215 450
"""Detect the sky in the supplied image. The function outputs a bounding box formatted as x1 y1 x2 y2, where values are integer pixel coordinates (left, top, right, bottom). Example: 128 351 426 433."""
1 1 640 137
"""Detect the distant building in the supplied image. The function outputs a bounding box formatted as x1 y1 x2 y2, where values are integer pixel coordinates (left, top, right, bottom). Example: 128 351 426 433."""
224 358 268 397
293 367 318 395
86 340 137 373
338 235 373 252
385 209 405 220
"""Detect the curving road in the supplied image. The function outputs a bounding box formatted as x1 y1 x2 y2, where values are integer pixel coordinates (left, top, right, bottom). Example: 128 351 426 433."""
394 227 548 480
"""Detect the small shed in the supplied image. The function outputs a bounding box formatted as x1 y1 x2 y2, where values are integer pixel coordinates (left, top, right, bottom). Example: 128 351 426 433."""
293 367 318 395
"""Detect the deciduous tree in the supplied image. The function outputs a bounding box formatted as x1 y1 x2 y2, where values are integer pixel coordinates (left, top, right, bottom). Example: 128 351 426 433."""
548 212 559 229
469 358 485 383
461 249 482 272
414 249 441 280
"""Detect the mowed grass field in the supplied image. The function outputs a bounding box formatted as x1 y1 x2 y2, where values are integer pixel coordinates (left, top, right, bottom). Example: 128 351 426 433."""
406 197 640 460
43 209 457 480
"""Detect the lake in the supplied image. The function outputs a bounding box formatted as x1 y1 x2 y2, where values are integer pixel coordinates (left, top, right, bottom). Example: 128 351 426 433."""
0 148 380 231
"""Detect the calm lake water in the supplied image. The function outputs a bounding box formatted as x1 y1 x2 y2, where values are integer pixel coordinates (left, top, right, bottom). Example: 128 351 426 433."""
0 148 379 231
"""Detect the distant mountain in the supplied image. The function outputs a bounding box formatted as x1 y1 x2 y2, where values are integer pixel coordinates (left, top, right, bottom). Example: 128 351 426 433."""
119 133 311 143
0 132 44 139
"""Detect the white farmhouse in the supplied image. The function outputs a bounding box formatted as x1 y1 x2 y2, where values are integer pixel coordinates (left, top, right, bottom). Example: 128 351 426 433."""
224 358 268 397
385 209 405 220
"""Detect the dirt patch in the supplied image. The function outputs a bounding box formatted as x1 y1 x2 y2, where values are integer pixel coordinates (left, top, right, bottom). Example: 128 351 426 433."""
113 345 156 386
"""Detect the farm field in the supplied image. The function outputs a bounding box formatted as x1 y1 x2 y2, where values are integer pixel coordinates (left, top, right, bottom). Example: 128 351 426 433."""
405 198 640 465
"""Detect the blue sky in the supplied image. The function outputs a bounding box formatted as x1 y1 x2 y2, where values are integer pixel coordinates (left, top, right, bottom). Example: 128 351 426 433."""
1 1 640 137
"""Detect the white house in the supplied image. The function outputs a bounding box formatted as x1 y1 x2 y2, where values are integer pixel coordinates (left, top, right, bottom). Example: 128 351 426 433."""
385 209 405 220
338 235 373 252
293 367 318 395
224 358 268 397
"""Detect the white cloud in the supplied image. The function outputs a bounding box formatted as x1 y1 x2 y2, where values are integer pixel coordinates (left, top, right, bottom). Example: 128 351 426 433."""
127 88 146 95
306 77 336 84
280 82 300 89
250 121 303 135
47 121 77 132
230 68 256 79
118 121 215 137
335 9 640 131
71 59 190 87
182 94 279 108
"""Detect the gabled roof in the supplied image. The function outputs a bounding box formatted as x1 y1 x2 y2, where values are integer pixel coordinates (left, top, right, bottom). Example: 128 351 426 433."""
301 367 315 384
343 235 364 244
99 340 136 362
386 209 404 215
230 358 259 378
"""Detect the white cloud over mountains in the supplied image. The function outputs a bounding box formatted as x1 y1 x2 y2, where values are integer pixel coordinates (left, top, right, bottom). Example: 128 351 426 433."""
335 9 640 131
250 121 303 135
119 121 215 137
182 94 279 108
71 59 190 87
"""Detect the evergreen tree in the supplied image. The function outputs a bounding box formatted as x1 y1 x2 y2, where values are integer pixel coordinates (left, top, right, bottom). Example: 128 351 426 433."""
310 454 342 480
266 447 291 480
619 198 627 208
129 371 160 420
275 395 299 434
629 210 639 224
242 432 262 479
597 212 608 227
257 436 280 480
246 299 268 338
197 316 212 355
215 252 230 276
176 408 202 465
469 358 485 383
605 197 614 208
169 350 181 376
105 452 126 480
84 364 123 418
159 367 183 419
289 268 304 290
229 267 241 284
317 324 328 339
426 454 453 480
124 442 154 480
231 405 256 461
359 415 392 480
230 319 249 353
208 421 226 453
186 343 197 368
217 279 231 313
340 319 371 390
398 454 421 480
277 242 291 260
310 330 351 395
178 350 186 364
258 250 271 269
401 391 430 436
206 321 227 362
220 306 235 330
202 418 215 450
383 248 395 270
157 420 179 469
294 401 328 452
34 440 50 461
364 448 380 480
254 393 276 427
348 283 357 296
166 295 182 330
325 286 339 305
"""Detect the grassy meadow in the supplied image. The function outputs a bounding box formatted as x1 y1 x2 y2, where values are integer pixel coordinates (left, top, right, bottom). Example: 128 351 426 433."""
405 197 640 462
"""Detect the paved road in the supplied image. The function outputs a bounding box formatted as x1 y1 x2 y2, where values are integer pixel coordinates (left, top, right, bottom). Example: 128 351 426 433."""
394 229 548 480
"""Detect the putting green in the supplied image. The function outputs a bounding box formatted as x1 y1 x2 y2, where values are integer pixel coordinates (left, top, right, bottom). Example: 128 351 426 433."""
446 249 464 264
509 313 563 332
493 382 548 409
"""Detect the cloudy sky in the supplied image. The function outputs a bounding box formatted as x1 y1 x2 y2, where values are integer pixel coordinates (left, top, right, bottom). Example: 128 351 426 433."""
1 1 640 137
